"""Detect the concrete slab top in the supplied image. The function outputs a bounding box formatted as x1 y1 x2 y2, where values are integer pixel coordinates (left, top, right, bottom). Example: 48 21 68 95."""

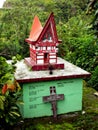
14 57 91 83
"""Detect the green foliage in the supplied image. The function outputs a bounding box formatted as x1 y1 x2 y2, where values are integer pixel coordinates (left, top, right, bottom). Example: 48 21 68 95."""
58 14 98 71
0 8 30 59
88 66 98 90
0 56 22 129
74 113 98 130
0 91 22 129
83 81 98 113
0 95 5 110
0 56 14 86
24 121 75 130
35 123 75 130
75 82 98 130
87 0 98 36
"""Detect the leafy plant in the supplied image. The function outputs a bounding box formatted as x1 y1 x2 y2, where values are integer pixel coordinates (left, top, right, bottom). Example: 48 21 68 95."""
74 113 98 130
88 66 98 90
0 56 22 130
86 0 98 37
58 14 97 69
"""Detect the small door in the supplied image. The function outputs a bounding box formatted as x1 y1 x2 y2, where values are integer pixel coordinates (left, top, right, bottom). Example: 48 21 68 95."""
44 53 49 63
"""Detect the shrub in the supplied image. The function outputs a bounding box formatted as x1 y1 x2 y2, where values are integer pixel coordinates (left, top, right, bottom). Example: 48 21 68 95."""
88 66 98 90
0 56 22 130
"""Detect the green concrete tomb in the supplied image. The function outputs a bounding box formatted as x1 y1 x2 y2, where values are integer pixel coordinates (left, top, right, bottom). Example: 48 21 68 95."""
15 57 90 118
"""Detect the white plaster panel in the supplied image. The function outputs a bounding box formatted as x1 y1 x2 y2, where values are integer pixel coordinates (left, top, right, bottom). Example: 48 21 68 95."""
47 47 51 50
43 47 46 50
50 53 55 55
50 59 56 63
37 53 43 55
37 60 44 64
49 55 56 58
37 56 43 59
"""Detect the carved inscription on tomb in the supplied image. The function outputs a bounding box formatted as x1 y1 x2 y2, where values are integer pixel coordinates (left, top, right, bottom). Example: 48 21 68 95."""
29 104 37 109
24 79 75 112
28 84 44 110
57 80 74 87
29 91 37 95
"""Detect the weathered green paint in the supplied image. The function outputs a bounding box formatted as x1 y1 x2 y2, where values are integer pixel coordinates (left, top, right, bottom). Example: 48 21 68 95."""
21 78 83 118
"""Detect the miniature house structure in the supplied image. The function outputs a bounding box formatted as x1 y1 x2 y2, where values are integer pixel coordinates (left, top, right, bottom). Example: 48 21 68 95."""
14 13 91 119
25 13 64 70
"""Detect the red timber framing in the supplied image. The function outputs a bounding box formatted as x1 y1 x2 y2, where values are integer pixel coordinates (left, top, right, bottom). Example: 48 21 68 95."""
30 47 36 64
25 12 64 71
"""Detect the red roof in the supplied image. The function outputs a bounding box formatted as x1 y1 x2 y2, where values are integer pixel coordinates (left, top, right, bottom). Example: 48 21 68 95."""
25 13 61 45
26 16 43 42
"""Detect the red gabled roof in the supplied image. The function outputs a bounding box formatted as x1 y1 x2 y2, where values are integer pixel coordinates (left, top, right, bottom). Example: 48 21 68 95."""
25 15 43 43
25 13 61 45
37 12 58 44
29 16 43 41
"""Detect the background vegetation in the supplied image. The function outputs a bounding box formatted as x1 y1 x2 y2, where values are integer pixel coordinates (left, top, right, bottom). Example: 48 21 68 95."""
0 0 98 129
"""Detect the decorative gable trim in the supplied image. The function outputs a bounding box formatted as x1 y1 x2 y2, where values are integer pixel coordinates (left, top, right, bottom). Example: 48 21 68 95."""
37 12 59 45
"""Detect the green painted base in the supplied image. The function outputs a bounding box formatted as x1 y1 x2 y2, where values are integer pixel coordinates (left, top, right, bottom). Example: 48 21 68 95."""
20 78 83 118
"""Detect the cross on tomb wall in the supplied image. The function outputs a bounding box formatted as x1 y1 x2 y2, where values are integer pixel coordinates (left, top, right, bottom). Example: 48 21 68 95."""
43 86 64 119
